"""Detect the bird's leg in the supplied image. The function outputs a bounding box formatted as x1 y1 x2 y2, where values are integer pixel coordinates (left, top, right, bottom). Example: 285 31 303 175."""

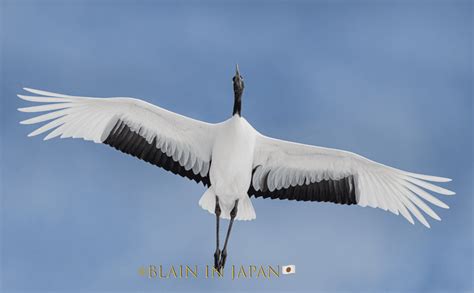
214 196 221 271
219 199 239 270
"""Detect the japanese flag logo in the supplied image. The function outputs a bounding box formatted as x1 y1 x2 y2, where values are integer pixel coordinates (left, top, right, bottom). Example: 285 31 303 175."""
282 265 295 275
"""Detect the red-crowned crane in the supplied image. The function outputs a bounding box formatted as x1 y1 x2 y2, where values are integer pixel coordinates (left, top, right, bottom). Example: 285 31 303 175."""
18 66 454 271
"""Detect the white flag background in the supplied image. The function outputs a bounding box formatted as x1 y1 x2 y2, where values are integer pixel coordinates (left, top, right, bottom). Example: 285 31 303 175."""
282 265 296 275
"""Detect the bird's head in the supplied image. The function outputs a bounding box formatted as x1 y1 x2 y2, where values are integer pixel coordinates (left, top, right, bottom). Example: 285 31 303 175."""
233 64 245 94
232 64 244 116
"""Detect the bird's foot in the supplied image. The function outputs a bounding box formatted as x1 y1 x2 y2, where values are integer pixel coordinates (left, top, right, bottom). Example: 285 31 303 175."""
214 248 221 271
218 249 227 270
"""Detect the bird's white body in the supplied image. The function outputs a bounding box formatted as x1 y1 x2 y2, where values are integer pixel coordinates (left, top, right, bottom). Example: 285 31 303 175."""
201 116 257 220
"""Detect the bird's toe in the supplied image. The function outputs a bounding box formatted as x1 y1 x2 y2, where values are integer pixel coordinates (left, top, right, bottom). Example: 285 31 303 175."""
219 250 227 269
214 248 221 270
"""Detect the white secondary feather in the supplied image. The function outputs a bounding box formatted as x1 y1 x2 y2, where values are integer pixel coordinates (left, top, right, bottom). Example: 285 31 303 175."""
252 135 454 228
18 88 215 177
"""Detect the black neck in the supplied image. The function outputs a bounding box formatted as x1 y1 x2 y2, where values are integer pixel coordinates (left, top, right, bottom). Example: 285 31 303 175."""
233 93 241 116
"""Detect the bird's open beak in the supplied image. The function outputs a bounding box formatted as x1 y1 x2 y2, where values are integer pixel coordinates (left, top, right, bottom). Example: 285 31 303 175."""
235 64 240 77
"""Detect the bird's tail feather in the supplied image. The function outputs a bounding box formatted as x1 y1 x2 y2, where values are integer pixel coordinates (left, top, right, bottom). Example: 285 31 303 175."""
199 188 256 221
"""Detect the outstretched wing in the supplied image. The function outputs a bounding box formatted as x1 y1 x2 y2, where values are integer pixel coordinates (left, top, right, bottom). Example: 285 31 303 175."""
250 134 454 227
18 88 215 186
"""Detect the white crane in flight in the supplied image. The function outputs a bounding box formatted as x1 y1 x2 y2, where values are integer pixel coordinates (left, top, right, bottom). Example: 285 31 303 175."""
18 66 454 271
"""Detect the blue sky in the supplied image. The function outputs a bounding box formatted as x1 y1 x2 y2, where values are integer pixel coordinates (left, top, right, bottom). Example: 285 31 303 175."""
1 0 472 292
